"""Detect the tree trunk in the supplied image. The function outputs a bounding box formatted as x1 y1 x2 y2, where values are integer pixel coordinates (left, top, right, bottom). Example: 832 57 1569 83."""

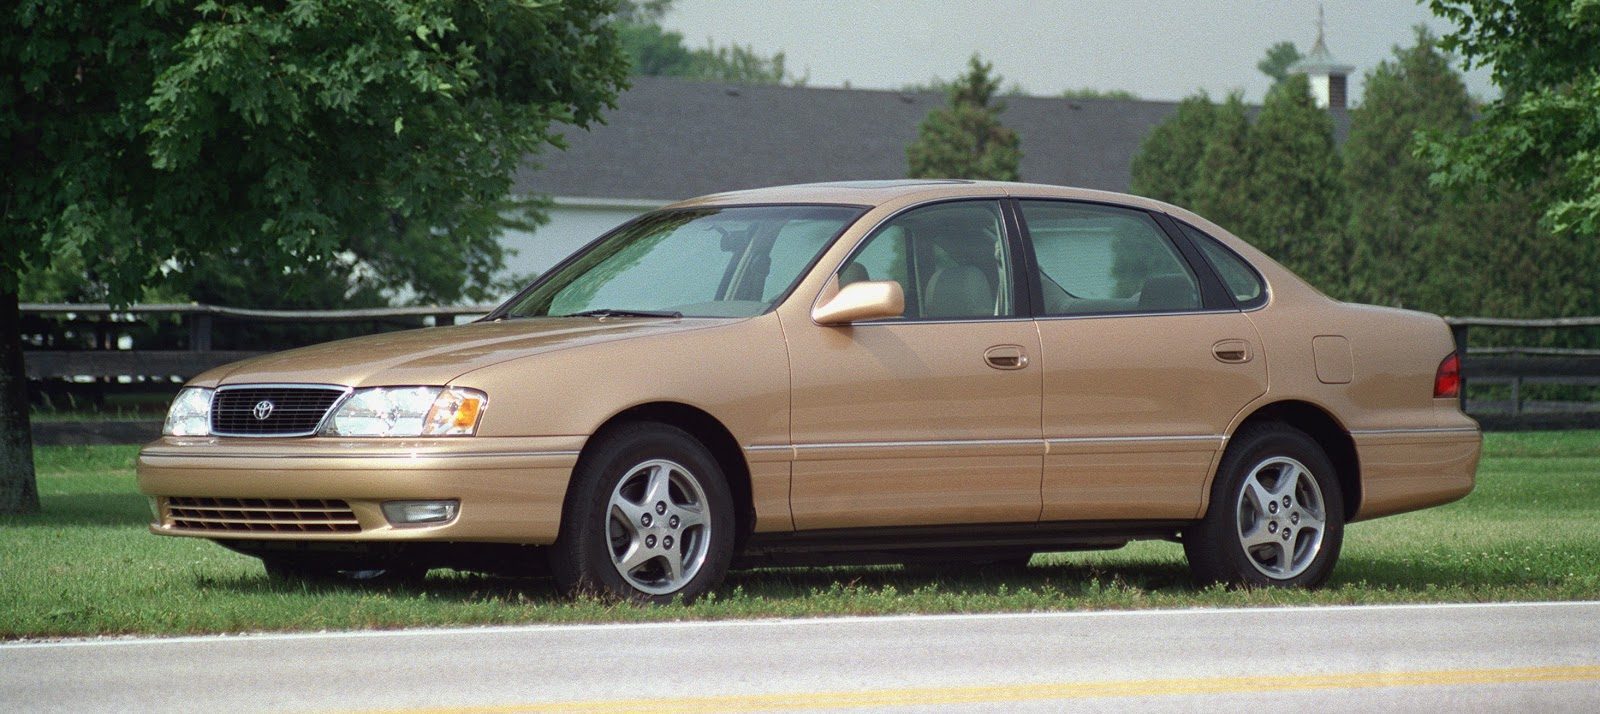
1 286 41 514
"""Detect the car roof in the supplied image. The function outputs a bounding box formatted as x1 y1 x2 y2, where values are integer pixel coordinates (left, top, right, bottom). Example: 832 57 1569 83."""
667 180 1178 214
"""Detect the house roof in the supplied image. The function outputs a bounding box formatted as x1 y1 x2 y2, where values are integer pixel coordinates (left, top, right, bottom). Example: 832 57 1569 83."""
512 76 1188 202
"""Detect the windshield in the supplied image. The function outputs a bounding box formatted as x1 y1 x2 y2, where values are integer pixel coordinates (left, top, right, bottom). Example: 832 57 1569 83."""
504 205 866 319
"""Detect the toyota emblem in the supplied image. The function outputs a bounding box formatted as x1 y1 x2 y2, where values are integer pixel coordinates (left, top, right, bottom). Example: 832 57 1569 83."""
252 400 275 420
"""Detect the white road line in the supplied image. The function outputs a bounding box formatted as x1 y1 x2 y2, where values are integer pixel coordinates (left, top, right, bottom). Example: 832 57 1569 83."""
5 599 1597 651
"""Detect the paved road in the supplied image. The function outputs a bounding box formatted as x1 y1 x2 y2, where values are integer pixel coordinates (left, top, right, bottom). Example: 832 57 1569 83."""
4 601 1599 712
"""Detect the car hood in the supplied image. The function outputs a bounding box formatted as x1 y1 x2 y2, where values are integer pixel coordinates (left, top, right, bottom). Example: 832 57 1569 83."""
201 317 733 388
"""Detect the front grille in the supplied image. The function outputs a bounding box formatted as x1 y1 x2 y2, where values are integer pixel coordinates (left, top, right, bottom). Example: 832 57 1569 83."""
166 497 361 533
211 386 347 437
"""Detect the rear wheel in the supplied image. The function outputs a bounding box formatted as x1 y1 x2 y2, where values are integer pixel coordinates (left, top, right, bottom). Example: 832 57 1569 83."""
550 423 735 603
1184 423 1344 588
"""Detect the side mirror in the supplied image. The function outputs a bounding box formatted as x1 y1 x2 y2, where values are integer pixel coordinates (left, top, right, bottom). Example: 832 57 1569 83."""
812 279 905 325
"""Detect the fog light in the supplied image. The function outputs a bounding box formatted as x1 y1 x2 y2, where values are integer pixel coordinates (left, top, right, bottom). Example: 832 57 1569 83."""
382 500 460 526
148 497 161 523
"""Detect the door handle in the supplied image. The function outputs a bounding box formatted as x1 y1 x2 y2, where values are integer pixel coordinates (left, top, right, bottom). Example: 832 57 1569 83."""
1213 339 1252 364
984 344 1029 370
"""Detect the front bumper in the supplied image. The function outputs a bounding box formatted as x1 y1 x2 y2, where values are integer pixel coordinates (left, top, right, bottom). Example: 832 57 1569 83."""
137 435 585 544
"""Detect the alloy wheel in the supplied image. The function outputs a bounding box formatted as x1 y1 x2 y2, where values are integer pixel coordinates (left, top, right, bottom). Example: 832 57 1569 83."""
605 459 712 595
1234 456 1327 580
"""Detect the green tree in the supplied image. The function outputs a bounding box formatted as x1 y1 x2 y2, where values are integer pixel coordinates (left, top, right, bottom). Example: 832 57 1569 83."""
1422 0 1600 238
616 21 695 77
906 54 1022 181
1059 87 1140 100
1129 92 1216 207
1436 179 1600 323
0 0 629 514
614 0 797 85
1190 93 1255 234
1257 41 1304 85
684 42 794 85
1342 29 1475 308
899 77 953 94
1239 77 1345 291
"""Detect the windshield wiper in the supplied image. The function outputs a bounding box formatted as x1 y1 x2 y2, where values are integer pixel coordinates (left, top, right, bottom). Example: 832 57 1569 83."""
560 308 683 318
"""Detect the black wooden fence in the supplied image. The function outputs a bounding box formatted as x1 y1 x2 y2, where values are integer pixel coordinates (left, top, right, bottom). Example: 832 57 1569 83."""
1449 316 1600 430
23 303 493 444
20 304 1600 444
22 302 494 381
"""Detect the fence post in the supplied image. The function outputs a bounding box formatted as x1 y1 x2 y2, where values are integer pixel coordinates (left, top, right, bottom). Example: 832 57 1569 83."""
188 314 213 351
1449 322 1469 411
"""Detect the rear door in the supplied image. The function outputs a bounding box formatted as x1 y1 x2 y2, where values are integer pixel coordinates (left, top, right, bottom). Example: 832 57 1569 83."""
1016 199 1268 521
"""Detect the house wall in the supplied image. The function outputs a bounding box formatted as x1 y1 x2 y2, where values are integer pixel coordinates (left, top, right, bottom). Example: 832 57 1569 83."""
498 197 665 283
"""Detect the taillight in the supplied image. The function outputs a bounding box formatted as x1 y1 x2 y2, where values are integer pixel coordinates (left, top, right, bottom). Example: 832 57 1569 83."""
1434 352 1461 399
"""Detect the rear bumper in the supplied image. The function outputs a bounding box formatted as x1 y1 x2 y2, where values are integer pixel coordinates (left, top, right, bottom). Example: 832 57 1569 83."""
136 435 584 544
1350 427 1481 521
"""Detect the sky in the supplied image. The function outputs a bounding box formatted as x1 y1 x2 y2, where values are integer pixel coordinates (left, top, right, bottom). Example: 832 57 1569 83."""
660 0 1497 104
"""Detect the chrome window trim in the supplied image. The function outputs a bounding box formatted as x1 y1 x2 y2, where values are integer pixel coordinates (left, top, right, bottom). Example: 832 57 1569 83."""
1032 308 1244 322
842 308 1248 326
837 316 1038 327
210 383 353 438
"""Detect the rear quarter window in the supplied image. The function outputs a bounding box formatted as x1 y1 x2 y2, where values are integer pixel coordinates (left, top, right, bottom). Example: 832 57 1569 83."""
1179 222 1267 308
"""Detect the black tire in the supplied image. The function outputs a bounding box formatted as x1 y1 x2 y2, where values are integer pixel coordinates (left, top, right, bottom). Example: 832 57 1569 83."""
262 558 427 585
550 422 736 604
1183 423 1345 588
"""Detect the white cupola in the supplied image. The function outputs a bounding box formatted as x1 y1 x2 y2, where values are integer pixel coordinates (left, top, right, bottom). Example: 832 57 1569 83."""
1289 3 1355 110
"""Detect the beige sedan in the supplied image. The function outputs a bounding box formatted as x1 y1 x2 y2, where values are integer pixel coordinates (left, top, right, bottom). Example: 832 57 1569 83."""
138 180 1480 601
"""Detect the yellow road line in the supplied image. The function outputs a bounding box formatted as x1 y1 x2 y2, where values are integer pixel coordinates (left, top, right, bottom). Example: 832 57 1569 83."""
356 664 1600 713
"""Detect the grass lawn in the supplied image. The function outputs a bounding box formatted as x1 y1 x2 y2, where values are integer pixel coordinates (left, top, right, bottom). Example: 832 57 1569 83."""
3 431 1598 639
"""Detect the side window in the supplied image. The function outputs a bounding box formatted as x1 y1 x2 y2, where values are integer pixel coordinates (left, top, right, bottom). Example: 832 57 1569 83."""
838 201 1013 320
1019 201 1201 316
1181 222 1266 307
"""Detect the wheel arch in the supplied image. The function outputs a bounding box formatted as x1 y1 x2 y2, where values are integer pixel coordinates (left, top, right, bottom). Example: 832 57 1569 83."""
1231 400 1362 520
580 401 756 547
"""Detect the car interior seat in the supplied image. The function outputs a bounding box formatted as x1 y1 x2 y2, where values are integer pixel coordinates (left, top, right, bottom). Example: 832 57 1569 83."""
924 264 994 317
920 218 1004 318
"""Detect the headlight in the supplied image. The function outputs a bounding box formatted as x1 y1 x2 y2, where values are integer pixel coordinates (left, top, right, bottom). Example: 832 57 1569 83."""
321 387 487 437
162 387 213 436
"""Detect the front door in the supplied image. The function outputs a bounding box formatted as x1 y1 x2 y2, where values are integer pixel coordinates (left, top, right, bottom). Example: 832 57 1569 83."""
785 200 1044 530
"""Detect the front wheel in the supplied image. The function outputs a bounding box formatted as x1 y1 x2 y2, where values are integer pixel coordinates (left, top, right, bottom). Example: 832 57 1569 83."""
1183 423 1345 588
550 423 735 603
